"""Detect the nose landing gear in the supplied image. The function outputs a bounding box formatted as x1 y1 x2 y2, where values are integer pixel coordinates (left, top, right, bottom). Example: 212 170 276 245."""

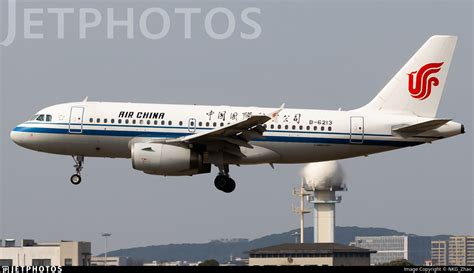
70 155 84 185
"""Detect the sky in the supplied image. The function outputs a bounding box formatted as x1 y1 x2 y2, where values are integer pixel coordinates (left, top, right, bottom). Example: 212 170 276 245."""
0 0 472 254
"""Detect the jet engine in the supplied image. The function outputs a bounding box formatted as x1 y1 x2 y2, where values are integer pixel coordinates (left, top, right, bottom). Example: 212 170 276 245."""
131 143 211 176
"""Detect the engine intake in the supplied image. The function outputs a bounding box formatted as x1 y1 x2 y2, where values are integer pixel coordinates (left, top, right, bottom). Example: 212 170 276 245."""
131 143 210 176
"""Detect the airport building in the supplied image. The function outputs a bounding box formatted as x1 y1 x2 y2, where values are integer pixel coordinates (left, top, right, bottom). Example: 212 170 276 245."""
143 260 201 266
0 239 91 266
248 243 374 266
91 256 131 266
431 240 448 266
448 236 474 266
351 236 408 265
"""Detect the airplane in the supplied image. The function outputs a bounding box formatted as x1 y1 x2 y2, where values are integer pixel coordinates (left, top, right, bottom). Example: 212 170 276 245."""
10 35 464 193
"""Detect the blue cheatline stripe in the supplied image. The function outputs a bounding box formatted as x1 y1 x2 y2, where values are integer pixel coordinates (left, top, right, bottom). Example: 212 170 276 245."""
12 126 424 147
23 121 393 137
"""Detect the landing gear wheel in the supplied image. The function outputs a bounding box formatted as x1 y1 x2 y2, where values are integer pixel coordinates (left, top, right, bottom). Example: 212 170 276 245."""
214 175 227 189
70 174 82 185
222 177 236 193
214 175 236 193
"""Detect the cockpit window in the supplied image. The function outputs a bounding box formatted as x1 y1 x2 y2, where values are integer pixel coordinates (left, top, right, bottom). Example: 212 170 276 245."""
36 114 45 121
46 115 52 122
30 115 39 121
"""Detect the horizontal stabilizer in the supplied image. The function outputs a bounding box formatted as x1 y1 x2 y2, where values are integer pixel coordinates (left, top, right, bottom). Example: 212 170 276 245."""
392 119 451 137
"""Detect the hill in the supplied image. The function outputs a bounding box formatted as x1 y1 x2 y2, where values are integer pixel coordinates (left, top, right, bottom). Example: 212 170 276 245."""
105 226 450 265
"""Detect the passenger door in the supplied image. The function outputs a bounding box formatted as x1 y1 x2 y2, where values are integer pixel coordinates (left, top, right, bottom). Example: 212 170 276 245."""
69 107 84 133
350 116 364 144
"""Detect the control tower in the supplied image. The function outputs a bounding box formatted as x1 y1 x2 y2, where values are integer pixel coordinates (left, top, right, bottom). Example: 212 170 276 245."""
301 161 347 243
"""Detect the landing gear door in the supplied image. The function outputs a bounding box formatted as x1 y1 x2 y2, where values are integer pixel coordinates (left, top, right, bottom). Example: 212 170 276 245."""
188 118 196 133
350 116 364 144
69 107 84 134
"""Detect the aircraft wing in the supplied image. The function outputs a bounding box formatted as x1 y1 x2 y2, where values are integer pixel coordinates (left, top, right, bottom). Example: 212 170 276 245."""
392 119 451 137
162 104 284 158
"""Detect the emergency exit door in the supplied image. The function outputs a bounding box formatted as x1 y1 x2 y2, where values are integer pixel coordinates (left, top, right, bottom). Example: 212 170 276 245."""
188 118 196 133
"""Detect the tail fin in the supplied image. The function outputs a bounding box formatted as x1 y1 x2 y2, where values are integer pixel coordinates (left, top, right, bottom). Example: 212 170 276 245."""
358 35 457 118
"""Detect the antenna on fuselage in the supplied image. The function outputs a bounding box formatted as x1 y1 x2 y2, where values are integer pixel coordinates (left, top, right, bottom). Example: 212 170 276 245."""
82 96 89 102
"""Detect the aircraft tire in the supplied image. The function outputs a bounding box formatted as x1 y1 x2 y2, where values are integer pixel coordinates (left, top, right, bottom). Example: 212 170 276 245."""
70 174 82 185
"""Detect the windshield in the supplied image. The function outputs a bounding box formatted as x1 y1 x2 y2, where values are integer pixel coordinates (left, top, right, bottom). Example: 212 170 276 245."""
29 114 52 122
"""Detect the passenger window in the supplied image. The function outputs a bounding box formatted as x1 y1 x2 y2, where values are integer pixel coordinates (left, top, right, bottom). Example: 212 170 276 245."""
139 120 144 125
104 119 108 123
36 115 45 121
321 126 325 131
132 120 136 124
292 125 296 130
285 125 289 129
168 121 172 125
118 119 122 124
179 121 183 126
306 126 310 130
111 119 115 124
213 122 217 127
270 124 274 129
314 126 317 131
328 126 332 131
89 118 93 123
146 120 150 125
125 119 129 124
161 120 165 125
198 122 202 126
220 122 224 127
299 125 303 130
96 118 101 123
277 125 281 129
154 120 158 125
206 122 210 127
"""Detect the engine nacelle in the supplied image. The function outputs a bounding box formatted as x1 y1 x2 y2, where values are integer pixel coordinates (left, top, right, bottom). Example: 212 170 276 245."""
131 143 210 176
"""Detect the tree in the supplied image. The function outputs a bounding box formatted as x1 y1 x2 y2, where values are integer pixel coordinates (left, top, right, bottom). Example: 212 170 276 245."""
198 259 220 266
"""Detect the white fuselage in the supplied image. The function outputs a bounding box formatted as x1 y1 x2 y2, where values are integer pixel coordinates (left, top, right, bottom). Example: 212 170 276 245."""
10 101 463 166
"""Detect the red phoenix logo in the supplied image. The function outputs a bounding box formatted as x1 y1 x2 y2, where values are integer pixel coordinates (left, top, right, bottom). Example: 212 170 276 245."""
408 62 444 100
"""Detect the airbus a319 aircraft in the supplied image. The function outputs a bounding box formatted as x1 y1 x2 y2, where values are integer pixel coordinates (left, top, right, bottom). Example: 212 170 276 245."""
11 35 464 193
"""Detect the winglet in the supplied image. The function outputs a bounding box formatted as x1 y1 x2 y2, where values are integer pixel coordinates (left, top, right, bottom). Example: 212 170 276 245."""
269 103 285 121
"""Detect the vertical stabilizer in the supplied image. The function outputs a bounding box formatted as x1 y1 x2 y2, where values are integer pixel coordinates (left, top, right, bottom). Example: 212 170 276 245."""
359 35 457 117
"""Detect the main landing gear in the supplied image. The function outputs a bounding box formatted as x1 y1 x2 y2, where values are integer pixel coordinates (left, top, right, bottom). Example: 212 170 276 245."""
70 155 84 185
214 164 236 193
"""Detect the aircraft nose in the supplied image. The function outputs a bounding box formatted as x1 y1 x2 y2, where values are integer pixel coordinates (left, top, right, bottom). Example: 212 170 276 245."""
10 129 21 145
10 126 40 151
